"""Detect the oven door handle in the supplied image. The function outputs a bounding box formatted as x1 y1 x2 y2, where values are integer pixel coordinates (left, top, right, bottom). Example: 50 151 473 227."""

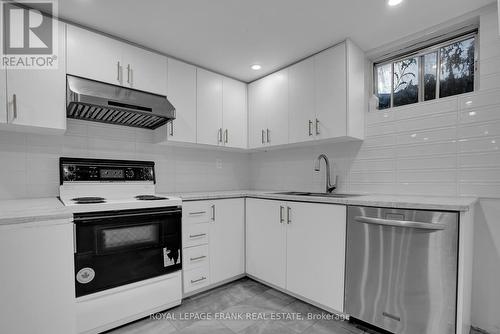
354 216 447 231
74 210 181 222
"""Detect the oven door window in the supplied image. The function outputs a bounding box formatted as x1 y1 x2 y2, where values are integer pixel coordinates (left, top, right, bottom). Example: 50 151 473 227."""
96 223 160 254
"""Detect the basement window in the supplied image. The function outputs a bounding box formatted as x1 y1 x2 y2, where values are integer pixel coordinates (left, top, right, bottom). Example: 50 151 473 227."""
374 33 477 110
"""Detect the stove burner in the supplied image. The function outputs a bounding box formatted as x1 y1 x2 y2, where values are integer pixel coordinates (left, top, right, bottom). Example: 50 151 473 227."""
72 197 106 204
135 195 168 201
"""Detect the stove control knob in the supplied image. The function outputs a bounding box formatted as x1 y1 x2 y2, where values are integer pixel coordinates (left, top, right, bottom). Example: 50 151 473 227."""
125 169 134 179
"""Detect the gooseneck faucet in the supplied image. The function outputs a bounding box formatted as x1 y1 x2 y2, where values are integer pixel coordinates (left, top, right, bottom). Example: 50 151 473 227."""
314 154 337 193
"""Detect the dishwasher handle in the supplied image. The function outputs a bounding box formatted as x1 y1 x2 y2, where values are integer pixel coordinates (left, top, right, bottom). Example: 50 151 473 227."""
354 216 447 231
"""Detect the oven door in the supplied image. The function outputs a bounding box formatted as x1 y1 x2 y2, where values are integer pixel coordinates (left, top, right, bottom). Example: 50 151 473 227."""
74 207 182 297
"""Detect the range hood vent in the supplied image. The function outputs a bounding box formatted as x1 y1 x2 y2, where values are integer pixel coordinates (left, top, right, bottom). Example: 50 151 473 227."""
66 75 175 130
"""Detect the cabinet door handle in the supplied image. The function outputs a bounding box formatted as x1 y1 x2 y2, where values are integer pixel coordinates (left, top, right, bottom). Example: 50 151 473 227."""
117 61 122 82
211 204 216 221
287 206 291 224
218 128 223 143
308 120 313 136
224 129 228 144
261 129 265 144
191 276 207 284
266 128 270 143
315 118 320 135
127 64 131 84
73 223 77 254
279 206 285 224
189 233 207 238
190 255 207 261
169 121 174 136
188 211 206 215
12 94 17 121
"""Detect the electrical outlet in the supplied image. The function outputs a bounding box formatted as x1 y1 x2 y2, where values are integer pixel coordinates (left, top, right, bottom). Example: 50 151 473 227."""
216 159 222 169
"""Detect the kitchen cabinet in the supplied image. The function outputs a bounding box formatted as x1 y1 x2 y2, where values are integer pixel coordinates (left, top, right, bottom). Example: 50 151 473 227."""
248 69 289 148
246 199 286 289
286 201 346 312
196 69 223 146
222 78 248 149
0 219 75 334
1 20 66 134
288 57 315 143
181 199 245 294
165 59 197 143
209 199 245 283
251 39 365 148
196 69 248 148
66 24 167 95
246 198 346 312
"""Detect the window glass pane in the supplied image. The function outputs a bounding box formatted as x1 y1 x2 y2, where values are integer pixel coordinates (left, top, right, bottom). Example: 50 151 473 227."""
376 64 392 110
439 37 475 98
393 57 419 107
423 52 437 101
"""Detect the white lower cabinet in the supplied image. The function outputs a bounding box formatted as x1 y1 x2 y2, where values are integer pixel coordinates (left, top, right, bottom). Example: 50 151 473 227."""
246 198 346 312
0 220 75 334
182 199 245 294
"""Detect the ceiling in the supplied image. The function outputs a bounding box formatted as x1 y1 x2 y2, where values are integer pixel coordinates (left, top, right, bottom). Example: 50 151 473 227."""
41 0 494 82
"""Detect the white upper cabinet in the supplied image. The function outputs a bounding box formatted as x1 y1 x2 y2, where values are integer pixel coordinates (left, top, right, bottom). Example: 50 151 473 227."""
196 68 223 146
222 78 247 149
3 20 66 133
67 25 123 86
67 24 167 95
248 69 289 148
166 59 197 143
122 46 167 95
250 39 365 148
288 57 315 144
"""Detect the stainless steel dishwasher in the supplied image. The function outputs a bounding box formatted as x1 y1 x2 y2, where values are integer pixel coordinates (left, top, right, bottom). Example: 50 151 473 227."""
345 206 459 334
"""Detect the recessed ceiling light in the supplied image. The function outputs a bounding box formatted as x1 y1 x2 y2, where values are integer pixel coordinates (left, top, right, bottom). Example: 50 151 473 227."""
251 64 262 71
388 0 403 6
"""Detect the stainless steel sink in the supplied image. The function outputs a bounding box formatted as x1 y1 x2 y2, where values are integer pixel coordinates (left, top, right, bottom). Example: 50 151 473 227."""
273 191 362 198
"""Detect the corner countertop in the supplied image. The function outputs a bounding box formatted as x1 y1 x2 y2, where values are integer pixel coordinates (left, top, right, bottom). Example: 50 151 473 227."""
0 198 73 227
167 190 478 212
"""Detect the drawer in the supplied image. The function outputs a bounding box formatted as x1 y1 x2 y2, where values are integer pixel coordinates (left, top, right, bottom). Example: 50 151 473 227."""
182 201 214 224
183 223 209 248
183 264 210 293
183 244 209 270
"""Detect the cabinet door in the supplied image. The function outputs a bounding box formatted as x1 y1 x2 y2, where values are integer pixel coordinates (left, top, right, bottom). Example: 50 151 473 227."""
196 69 223 146
209 199 245 283
0 68 6 124
248 80 268 148
314 43 347 139
288 58 315 144
6 20 66 132
67 25 123 86
246 198 286 289
166 59 197 143
123 46 167 95
222 78 247 149
265 69 289 146
286 202 346 312
0 222 75 334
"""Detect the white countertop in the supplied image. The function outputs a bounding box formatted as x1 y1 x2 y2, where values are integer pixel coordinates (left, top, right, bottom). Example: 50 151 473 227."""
0 198 72 226
167 190 478 212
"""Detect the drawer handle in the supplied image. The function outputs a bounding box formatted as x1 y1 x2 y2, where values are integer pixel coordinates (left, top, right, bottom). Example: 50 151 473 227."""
191 276 207 284
189 233 207 238
190 255 207 261
189 211 206 216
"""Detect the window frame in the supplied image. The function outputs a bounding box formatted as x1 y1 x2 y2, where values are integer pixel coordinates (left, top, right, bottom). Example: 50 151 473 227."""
373 31 478 110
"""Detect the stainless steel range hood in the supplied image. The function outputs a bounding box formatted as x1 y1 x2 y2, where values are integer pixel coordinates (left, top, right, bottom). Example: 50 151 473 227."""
66 75 175 130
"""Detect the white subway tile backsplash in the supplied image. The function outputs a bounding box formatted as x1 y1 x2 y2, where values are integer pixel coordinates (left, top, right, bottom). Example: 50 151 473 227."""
395 99 458 120
460 105 500 124
395 112 457 133
396 127 456 145
459 183 500 197
395 141 457 158
458 121 500 139
460 89 500 110
398 169 457 183
397 155 457 170
459 168 500 182
459 152 500 167
351 159 394 171
351 171 394 183
459 137 500 153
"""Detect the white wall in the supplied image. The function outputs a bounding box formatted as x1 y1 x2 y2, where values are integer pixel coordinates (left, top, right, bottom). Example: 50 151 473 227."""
249 7 500 334
0 119 250 199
